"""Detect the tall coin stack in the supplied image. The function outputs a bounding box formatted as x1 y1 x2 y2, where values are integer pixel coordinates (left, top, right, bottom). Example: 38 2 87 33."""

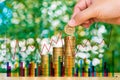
64 36 75 76
41 55 51 76
53 47 63 76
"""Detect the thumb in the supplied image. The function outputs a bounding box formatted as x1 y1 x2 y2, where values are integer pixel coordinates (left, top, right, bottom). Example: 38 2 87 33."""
68 7 95 27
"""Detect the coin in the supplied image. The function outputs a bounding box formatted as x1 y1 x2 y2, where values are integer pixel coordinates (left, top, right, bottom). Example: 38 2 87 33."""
64 24 75 36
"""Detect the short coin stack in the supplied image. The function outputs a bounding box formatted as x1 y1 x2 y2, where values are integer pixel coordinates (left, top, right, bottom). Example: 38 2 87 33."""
64 36 75 76
29 61 35 77
41 55 51 76
53 47 63 76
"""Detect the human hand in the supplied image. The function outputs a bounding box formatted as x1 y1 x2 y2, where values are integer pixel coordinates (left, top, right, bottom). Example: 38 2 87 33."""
68 0 120 28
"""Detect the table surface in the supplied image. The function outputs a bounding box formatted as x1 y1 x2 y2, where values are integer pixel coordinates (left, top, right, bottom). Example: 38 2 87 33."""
0 73 120 80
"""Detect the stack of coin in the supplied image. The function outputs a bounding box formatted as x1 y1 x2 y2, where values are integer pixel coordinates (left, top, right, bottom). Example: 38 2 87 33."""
64 36 75 56
12 63 19 77
41 55 51 76
64 36 75 76
53 47 63 76
29 61 35 77
38 64 41 76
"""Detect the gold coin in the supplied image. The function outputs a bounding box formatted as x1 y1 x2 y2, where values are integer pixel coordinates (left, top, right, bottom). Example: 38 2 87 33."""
64 24 75 36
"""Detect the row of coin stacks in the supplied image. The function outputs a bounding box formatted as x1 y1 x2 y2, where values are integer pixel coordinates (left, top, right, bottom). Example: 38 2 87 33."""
40 36 75 76
6 60 114 77
6 36 114 77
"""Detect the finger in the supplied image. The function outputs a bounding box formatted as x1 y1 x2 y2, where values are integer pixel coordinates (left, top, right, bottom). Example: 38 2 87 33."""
82 23 91 28
69 7 96 26
72 0 92 18
84 20 90 24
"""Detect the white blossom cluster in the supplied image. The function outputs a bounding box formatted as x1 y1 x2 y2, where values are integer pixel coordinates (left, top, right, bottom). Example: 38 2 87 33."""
0 34 64 69
75 25 107 66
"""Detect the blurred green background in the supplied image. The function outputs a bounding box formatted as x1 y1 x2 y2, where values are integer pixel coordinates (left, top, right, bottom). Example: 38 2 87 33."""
0 0 120 72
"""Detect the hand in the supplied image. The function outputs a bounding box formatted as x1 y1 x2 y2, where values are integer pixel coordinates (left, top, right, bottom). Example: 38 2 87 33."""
68 0 120 28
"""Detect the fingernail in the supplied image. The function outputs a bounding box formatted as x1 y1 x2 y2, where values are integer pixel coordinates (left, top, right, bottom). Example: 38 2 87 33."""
68 19 76 27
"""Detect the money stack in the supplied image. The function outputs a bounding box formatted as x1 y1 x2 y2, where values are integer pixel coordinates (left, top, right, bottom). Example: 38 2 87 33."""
19 62 24 77
38 64 41 76
41 55 51 76
29 61 35 77
13 63 19 77
53 47 63 76
64 36 75 76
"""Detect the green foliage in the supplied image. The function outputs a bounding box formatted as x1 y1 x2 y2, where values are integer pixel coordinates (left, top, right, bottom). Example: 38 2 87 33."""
0 0 120 72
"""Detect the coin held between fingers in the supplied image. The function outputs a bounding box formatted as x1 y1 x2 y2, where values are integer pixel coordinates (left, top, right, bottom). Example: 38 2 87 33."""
64 24 75 36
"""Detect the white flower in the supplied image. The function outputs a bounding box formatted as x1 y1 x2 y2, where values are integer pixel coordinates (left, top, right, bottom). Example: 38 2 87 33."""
98 40 105 48
82 39 91 46
77 45 85 52
13 3 25 9
1 64 6 69
48 10 53 16
36 38 41 44
41 38 50 45
50 3 57 10
27 38 34 45
42 2 48 7
86 53 90 58
92 50 98 54
62 15 69 22
11 47 19 53
55 10 62 16
26 49 31 55
99 49 105 53
98 25 107 34
51 20 60 28
76 52 90 59
28 45 35 52
20 47 26 52
1 43 6 49
99 54 103 58
10 40 17 48
86 59 91 64
19 39 26 47
61 5 67 11
11 48 15 53
86 46 92 52
20 52 27 58
1 49 6 56
92 46 98 51
13 12 18 18
0 56 4 62
92 36 103 44
42 8 47 14
77 45 91 52
92 58 100 66
91 29 97 35
11 18 20 24
41 30 49 37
